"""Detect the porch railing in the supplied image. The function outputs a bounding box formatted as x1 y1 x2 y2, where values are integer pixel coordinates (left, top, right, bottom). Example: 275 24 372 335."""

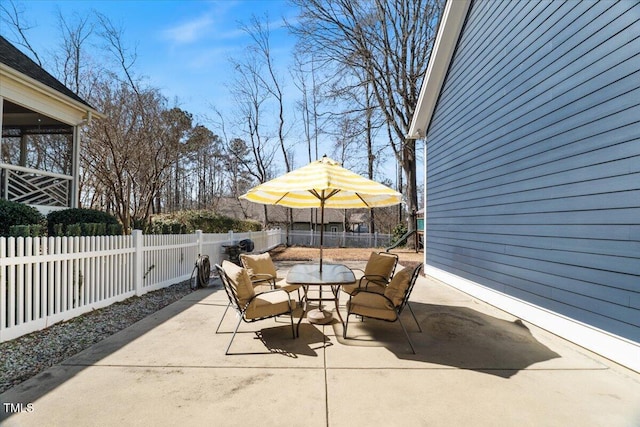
0 163 72 207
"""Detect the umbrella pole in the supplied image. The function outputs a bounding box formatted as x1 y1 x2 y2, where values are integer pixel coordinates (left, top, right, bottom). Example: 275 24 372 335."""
320 198 324 272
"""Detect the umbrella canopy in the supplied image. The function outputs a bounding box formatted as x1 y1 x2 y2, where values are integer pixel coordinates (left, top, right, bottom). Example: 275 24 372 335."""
240 156 402 270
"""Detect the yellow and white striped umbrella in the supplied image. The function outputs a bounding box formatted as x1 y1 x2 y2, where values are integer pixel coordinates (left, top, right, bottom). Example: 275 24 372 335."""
239 156 402 209
240 156 401 271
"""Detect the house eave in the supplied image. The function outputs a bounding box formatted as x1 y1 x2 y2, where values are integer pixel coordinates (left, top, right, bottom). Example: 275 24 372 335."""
407 0 471 140
0 62 103 123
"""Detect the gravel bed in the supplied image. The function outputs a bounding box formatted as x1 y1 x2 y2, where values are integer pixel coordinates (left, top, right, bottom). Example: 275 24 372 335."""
0 282 195 394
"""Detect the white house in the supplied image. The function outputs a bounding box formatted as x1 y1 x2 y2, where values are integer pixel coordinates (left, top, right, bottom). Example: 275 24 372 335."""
408 0 639 371
0 36 101 213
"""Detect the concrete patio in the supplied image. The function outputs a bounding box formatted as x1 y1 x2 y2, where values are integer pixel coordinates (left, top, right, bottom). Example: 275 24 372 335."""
2 260 639 426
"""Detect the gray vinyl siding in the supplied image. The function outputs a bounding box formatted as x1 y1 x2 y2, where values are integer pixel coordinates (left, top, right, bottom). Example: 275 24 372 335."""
424 0 640 341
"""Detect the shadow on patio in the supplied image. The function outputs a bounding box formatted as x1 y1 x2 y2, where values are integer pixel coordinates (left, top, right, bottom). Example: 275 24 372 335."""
332 301 561 378
246 299 560 378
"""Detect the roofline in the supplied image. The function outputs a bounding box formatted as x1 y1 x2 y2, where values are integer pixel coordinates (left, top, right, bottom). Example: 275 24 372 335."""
0 62 104 122
407 0 471 139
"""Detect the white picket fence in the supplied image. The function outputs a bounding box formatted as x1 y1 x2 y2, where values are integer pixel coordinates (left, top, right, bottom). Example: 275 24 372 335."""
0 229 284 342
288 230 393 248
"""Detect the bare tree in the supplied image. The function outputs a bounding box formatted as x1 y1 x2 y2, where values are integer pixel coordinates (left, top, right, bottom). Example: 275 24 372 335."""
289 0 445 230
0 0 43 66
226 39 284 226
243 14 291 173
2 5 251 229
291 50 326 233
53 10 96 96
83 82 197 230
187 125 225 210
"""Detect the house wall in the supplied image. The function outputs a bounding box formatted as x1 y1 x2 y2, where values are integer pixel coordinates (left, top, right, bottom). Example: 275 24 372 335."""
424 0 639 348
290 222 344 232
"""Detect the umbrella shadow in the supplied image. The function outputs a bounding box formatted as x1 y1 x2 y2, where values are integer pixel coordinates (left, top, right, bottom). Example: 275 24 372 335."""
338 302 561 378
255 323 332 357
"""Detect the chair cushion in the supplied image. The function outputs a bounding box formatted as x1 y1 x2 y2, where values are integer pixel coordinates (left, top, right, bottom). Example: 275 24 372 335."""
363 252 396 280
245 290 294 319
347 292 396 321
240 253 277 278
222 260 255 306
384 267 412 307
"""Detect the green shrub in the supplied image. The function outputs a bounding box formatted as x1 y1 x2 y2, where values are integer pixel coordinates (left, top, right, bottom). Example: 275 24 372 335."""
47 208 120 236
66 224 82 236
9 225 29 237
8 224 45 237
390 223 408 246
150 210 261 234
78 222 108 236
0 199 45 237
108 223 123 235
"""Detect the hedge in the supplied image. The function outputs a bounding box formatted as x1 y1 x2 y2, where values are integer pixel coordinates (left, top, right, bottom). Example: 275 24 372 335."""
150 210 261 234
0 199 45 237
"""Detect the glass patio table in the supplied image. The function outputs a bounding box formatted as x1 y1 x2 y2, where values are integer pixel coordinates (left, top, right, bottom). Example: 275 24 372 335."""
286 263 355 334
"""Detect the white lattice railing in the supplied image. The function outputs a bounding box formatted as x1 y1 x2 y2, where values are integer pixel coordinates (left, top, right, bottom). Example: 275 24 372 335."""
0 229 285 342
1 163 71 207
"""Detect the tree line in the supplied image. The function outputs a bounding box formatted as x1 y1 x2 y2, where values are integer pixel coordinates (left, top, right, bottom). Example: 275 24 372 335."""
1 0 443 233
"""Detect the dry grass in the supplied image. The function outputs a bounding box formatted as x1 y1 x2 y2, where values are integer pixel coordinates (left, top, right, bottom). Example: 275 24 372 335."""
269 245 423 269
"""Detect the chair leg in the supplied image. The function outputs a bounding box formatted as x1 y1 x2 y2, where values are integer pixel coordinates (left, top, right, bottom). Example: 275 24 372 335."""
289 307 296 339
215 303 231 334
287 300 298 339
225 313 244 355
407 302 421 332
343 313 350 339
397 315 416 354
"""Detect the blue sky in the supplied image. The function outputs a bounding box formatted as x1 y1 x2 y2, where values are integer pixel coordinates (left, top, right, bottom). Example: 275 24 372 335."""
4 0 411 183
8 0 297 124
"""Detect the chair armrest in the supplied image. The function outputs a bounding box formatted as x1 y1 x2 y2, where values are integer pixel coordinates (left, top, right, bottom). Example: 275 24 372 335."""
251 273 274 280
250 273 276 288
358 274 388 289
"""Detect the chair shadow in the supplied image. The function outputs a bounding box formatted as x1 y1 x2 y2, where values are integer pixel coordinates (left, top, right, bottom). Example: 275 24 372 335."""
337 302 561 378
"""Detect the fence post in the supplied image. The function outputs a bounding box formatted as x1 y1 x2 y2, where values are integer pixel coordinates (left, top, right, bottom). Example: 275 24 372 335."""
228 230 234 243
0 237 5 341
133 229 143 296
196 229 203 256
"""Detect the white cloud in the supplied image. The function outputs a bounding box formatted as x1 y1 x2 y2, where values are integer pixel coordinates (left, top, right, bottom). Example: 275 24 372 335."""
163 14 214 44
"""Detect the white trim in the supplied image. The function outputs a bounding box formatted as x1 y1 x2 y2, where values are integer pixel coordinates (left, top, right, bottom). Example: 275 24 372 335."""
0 95 3 159
1 74 84 126
0 163 72 180
424 264 640 373
0 63 102 121
407 0 471 139
72 126 80 208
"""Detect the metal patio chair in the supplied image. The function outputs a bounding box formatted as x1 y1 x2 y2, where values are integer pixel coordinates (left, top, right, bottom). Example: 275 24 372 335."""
215 261 296 354
342 251 399 296
344 264 423 353
240 252 301 300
